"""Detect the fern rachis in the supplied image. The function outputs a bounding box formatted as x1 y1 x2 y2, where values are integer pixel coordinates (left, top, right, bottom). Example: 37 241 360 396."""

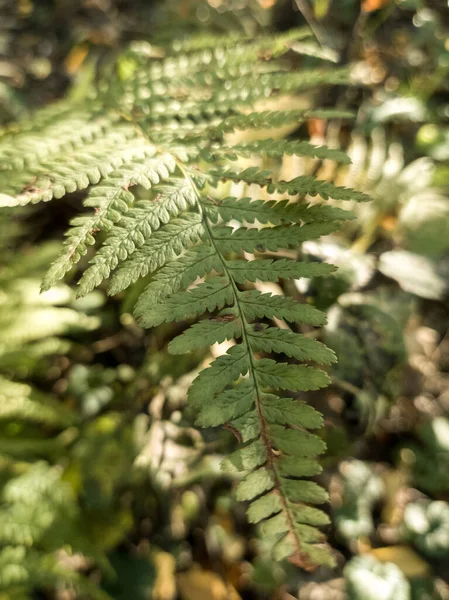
0 28 369 568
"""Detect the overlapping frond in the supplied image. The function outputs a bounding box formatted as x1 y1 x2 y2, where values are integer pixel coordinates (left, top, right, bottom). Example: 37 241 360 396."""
0 378 75 426
0 27 370 568
0 463 109 600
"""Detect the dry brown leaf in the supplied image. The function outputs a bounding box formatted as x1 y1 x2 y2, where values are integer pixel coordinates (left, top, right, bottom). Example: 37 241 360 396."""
177 567 241 600
152 551 176 600
307 118 326 139
362 0 390 12
368 545 431 578
224 95 310 145
258 0 278 7
64 44 89 75
381 468 409 526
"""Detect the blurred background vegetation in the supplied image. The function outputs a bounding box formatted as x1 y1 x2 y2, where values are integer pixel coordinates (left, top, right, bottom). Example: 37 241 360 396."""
1 0 449 598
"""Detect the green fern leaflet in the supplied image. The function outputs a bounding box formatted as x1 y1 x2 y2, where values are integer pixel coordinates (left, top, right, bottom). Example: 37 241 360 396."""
0 28 369 568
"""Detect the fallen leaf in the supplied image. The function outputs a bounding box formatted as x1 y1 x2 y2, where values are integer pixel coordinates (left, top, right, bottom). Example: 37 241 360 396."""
152 551 176 600
258 0 278 7
369 545 431 577
177 567 241 600
362 0 390 12
307 118 326 139
65 44 89 75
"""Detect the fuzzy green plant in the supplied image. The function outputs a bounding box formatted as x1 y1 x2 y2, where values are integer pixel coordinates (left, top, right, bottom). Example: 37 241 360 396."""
0 28 370 568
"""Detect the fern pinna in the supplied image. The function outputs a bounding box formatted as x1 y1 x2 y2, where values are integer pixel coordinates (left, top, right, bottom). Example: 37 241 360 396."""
0 29 369 568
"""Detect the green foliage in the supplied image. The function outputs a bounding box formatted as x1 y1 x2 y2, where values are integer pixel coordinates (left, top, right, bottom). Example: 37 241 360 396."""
403 500 449 559
344 555 411 600
404 417 449 495
0 461 109 600
0 29 369 568
2 1 449 598
0 241 101 378
333 460 384 543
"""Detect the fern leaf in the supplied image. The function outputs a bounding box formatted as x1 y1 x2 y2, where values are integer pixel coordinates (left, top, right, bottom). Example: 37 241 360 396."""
137 277 234 327
268 425 326 456
277 455 323 478
254 360 330 391
0 110 116 171
209 197 355 225
42 154 177 290
261 394 324 428
235 468 275 501
248 327 337 364
210 168 371 201
170 27 311 55
222 439 267 473
5 127 150 205
203 108 354 138
214 139 352 163
195 382 255 427
238 290 326 326
188 345 250 408
226 258 335 283
134 246 221 309
109 214 205 294
214 222 339 254
76 175 193 294
0 29 371 568
168 318 243 354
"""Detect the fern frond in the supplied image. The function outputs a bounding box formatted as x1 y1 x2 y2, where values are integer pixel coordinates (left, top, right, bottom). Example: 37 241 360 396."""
0 378 75 426
108 213 205 294
238 290 327 325
168 318 243 354
205 108 355 138
41 152 177 290
77 176 197 295
120 28 312 86
170 27 312 55
3 128 154 205
139 277 234 327
134 246 221 308
209 167 371 201
0 464 109 600
226 258 335 282
0 109 115 171
208 196 355 225
0 28 370 568
212 139 352 163
248 327 336 364
126 67 350 124
213 222 339 253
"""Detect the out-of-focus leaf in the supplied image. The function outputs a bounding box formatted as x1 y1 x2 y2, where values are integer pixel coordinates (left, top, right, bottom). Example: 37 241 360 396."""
177 568 241 600
325 295 406 399
102 552 155 600
153 551 176 600
344 554 411 600
369 546 431 578
398 192 449 258
333 460 384 543
379 251 449 300
404 418 449 496
362 0 391 12
299 241 375 309
313 0 332 19
371 97 428 124
403 500 449 559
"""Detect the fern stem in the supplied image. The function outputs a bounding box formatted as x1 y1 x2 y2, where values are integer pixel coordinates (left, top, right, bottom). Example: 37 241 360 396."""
198 204 304 559
176 161 308 558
